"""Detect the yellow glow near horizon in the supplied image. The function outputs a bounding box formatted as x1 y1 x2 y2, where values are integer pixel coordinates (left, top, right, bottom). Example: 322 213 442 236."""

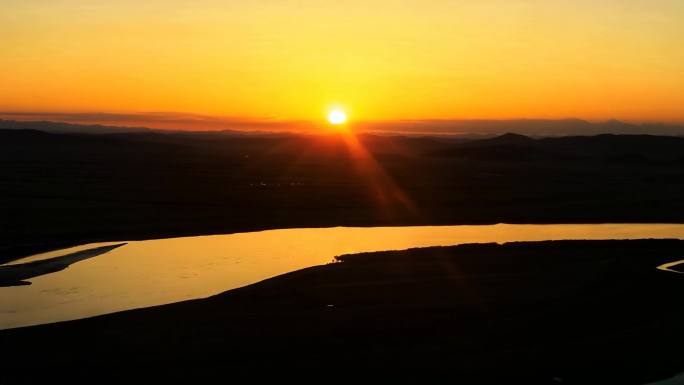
328 109 347 125
1 1 684 126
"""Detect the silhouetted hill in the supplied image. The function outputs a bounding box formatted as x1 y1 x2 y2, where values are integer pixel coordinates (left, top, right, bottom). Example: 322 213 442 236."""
0 119 153 134
539 134 684 162
432 133 684 163
360 118 684 136
2 240 683 384
3 129 684 262
464 132 536 146
4 117 684 136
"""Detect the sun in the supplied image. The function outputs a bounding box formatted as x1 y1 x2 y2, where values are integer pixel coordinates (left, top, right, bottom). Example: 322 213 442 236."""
327 109 347 125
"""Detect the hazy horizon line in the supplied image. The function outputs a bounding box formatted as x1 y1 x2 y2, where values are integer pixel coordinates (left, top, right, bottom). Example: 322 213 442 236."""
2 111 684 135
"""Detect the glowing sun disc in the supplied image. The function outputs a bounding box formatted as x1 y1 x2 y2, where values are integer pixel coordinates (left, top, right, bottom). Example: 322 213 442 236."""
328 109 347 125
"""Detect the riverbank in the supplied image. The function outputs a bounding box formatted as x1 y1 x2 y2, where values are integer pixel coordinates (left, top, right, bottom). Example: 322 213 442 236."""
6 224 684 329
2 239 683 384
5 218 684 266
4 129 684 265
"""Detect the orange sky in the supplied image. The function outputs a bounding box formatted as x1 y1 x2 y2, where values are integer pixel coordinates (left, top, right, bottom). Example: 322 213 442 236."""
1 1 683 128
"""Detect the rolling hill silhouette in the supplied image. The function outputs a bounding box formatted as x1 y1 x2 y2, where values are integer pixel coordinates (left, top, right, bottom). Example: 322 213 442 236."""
2 129 684 262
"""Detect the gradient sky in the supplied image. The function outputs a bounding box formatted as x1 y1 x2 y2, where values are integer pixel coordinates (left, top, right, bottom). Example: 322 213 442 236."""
2 0 683 127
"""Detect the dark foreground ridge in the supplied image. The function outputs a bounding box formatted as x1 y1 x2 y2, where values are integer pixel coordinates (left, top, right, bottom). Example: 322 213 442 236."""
2 239 683 384
3 129 684 263
0 243 125 286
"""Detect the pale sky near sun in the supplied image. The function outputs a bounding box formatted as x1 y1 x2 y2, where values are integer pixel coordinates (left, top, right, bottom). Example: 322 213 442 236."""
1 0 683 125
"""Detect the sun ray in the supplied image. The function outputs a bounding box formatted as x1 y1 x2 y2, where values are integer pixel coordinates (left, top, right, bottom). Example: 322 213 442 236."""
337 128 419 220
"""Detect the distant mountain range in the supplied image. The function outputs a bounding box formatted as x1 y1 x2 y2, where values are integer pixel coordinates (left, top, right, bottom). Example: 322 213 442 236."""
2 118 684 137
432 132 684 163
0 119 153 134
359 118 684 137
0 119 288 137
3 125 684 262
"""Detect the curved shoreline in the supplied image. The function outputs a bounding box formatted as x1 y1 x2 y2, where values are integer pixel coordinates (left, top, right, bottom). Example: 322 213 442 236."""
0 243 126 286
2 239 684 384
5 221 684 266
5 220 684 265
657 259 684 274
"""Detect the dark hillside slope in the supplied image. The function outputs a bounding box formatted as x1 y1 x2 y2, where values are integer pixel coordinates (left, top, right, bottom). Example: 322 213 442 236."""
3 130 684 262
2 240 683 384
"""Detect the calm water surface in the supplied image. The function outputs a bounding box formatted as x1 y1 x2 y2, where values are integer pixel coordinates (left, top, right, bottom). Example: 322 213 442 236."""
2 223 684 329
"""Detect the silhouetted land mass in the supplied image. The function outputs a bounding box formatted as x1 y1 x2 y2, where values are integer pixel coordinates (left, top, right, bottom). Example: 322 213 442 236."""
3 127 684 262
360 118 684 136
1 240 683 384
0 243 125 286
5 117 684 136
0 119 154 134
